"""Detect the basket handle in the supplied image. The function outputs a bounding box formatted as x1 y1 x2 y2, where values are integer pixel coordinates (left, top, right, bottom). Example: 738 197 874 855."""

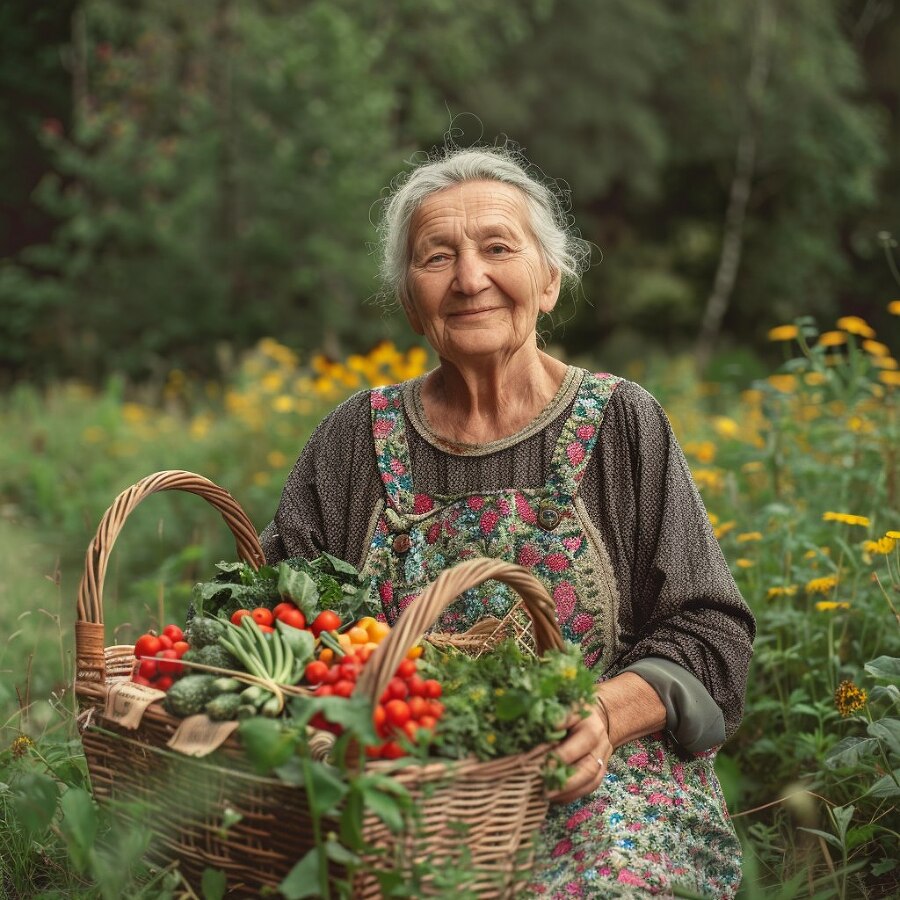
76 470 264 683
354 558 563 705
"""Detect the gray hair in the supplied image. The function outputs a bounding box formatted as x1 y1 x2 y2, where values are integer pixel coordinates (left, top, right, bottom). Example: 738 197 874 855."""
377 145 590 308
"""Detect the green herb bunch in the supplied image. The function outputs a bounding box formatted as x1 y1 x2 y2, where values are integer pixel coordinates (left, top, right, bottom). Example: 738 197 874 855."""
421 639 596 761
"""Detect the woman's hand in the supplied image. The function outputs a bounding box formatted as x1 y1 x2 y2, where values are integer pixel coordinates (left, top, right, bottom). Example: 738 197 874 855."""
546 673 668 805
546 703 613 804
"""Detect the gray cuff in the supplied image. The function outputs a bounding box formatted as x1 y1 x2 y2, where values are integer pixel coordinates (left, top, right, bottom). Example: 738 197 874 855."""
622 657 726 752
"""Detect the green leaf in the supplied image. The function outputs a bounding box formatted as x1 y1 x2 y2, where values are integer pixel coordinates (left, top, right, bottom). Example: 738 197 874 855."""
824 736 878 769
277 619 316 668
869 770 900 799
278 564 318 615
846 823 877 851
324 838 361 866
865 656 900 681
304 760 348 817
280 848 325 899
238 718 298 773
201 867 227 900
798 827 843 851
868 717 900 757
10 771 59 837
494 689 531 722
871 858 898 877
318 551 362 577
57 787 98 872
869 684 900 706
357 781 406 832
831 804 854 844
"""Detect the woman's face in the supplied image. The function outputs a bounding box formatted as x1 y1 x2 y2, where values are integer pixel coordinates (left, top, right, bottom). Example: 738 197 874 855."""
405 181 560 365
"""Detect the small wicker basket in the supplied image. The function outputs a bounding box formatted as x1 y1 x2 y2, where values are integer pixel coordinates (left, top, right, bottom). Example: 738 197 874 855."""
75 470 563 897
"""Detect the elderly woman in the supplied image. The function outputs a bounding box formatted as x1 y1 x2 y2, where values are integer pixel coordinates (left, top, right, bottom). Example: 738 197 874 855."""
261 146 755 898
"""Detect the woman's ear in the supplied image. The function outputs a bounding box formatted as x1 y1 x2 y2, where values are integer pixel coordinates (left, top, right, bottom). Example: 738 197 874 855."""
539 266 562 315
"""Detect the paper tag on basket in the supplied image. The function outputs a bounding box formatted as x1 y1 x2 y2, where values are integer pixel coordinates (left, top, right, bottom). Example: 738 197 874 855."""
167 714 239 758
103 680 166 729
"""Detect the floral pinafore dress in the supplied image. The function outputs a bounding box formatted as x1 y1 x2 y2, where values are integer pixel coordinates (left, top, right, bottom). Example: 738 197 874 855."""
360 372 742 898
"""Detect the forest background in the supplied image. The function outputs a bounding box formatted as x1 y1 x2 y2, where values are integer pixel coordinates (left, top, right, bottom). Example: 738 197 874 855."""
2 1 900 898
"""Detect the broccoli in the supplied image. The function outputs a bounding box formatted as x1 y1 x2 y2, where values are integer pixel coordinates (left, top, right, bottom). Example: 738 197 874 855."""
195 643 240 672
164 674 217 718
205 692 244 721
183 616 226 649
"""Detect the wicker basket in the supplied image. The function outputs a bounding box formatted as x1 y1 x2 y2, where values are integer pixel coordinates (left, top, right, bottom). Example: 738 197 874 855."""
75 470 564 897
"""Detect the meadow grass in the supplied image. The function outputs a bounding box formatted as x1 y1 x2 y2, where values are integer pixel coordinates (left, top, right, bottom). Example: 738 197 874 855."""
1 326 898 898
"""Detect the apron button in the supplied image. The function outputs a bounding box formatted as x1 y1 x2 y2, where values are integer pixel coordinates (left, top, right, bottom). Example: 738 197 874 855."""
392 533 411 554
537 505 560 531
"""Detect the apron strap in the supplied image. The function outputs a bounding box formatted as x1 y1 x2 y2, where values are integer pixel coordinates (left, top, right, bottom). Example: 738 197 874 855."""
544 372 623 500
370 384 419 514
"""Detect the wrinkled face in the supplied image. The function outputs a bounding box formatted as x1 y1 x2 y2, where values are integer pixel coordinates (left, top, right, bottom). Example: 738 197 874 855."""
405 181 560 364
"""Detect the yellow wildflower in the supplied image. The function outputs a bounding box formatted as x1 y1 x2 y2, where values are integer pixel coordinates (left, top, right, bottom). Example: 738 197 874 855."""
834 680 867 717
736 559 755 568
879 370 900 386
267 450 288 469
766 585 797 600
806 574 839 594
121 402 148 424
818 331 847 348
684 441 717 464
714 521 737 540
692 469 724 492
189 415 212 440
873 356 899 370
804 371 827 386
861 339 890 357
251 472 270 486
767 374 797 393
707 511 720 526
863 537 895 555
737 532 763 542
272 394 294 413
10 734 33 758
486 733 497 745
713 417 740 438
804 546 831 560
742 461 764 473
836 316 876 338
741 388 764 405
815 600 850 611
768 324 799 341
888 299 900 315
822 512 870 527
887 530 900 540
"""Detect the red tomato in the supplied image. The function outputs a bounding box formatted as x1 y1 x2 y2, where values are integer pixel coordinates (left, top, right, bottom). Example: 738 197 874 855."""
418 714 437 730
324 666 342 685
339 660 362 681
304 660 329 685
310 610 342 637
381 741 405 760
385 699 411 729
315 685 334 697
386 677 408 701
278 608 306 630
172 640 190 658
406 675 426 697
157 634 174 651
131 674 153 687
402 720 419 741
333 679 355 698
273 601 298 618
231 609 252 625
427 700 445 719
138 657 159 680
251 607 274 627
365 743 383 759
133 633 162 659
257 624 275 634
356 645 372 663
423 679 443 699
373 704 387 731
162 624 183 643
408 696 428 720
396 658 417 680
156 648 182 676
155 676 174 692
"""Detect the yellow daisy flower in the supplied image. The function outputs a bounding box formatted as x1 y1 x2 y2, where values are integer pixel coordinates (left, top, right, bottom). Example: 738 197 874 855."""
836 316 876 338
806 574 839 594
767 324 799 341
822 512 870 527
818 331 848 348
861 339 890 357
815 600 850 611
834 680 866 717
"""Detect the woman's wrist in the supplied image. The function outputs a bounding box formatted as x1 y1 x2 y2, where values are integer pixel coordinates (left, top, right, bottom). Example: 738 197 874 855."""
595 672 667 749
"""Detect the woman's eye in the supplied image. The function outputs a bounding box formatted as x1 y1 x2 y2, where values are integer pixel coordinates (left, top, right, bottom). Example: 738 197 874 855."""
487 244 510 255
427 253 448 265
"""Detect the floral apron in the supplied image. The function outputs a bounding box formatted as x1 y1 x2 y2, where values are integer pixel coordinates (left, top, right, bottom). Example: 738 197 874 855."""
360 373 742 898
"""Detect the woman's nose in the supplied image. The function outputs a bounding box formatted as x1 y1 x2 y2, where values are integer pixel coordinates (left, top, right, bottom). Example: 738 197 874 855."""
452 249 491 295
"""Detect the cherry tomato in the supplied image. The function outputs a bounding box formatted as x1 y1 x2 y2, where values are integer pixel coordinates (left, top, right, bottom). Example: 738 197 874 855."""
423 679 443 699
134 633 162 659
373 704 387 731
138 657 159 680
426 700 445 719
418 714 437 731
131 674 153 687
162 624 183 643
311 610 342 637
251 607 274 627
402 720 419 741
406 675 426 697
356 645 372 663
257 623 275 634
381 740 405 760
278 608 306 630
408 696 428 720
231 609 252 625
396 658 417 680
156 648 182 676
157 633 174 651
273 601 298 619
339 660 362 681
172 640 190 658
324 666 342 685
365 743 384 759
347 626 369 645
155 676 174 692
406 645 424 660
315 684 334 697
304 661 329 685
386 677 408 700
385 699 411 728
333 679 355 698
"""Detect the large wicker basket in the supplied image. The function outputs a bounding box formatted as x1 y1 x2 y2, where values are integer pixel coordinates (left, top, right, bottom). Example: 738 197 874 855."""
75 470 564 897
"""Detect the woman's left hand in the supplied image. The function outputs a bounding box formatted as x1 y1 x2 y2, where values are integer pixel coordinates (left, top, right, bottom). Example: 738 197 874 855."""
546 704 613 804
